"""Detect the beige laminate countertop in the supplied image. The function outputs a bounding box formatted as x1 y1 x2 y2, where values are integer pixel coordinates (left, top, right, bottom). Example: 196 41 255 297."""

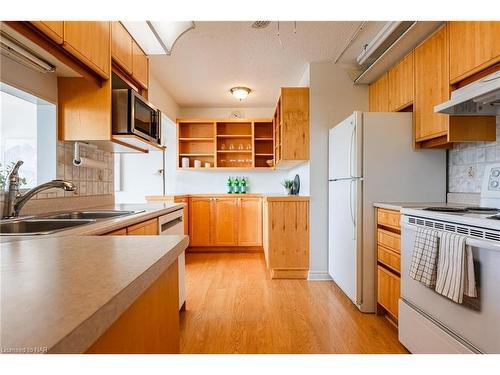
146 194 310 201
1 202 185 243
1 234 189 354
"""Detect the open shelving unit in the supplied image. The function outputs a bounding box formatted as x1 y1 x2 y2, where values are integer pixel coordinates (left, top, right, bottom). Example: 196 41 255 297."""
177 118 274 170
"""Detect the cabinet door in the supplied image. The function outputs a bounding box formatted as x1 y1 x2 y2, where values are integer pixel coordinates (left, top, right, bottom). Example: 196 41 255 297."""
414 25 449 141
111 21 133 74
127 218 158 235
449 21 500 83
63 21 111 79
377 266 400 319
388 51 414 111
31 21 64 44
280 88 309 161
189 198 212 246
106 228 127 235
132 41 149 89
238 198 262 246
213 198 238 246
368 73 389 111
212 198 238 246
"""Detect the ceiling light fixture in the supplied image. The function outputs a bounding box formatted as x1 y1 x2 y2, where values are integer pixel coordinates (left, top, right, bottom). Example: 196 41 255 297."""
122 21 195 55
252 21 271 29
230 87 251 101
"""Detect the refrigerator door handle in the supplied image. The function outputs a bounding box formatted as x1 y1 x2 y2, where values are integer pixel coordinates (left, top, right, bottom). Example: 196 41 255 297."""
349 179 356 239
348 122 356 178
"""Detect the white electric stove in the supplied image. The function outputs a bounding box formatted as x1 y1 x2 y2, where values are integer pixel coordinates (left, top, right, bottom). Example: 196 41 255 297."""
399 164 500 354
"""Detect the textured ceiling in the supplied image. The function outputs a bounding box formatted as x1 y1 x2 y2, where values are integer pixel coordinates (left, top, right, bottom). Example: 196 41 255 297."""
149 21 385 108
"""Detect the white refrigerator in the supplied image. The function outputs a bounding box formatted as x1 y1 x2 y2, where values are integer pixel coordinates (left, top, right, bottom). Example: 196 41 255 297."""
328 111 446 313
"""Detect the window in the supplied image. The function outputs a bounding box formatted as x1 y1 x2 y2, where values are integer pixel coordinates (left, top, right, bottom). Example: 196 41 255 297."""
0 82 56 189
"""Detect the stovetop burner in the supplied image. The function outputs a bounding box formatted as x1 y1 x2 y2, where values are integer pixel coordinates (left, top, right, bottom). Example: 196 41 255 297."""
466 206 500 213
423 207 468 213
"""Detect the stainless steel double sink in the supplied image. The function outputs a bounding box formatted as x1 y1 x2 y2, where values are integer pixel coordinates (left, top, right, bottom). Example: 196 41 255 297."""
0 210 142 236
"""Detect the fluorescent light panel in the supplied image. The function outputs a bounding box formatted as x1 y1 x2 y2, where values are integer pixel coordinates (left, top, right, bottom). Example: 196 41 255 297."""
122 21 194 55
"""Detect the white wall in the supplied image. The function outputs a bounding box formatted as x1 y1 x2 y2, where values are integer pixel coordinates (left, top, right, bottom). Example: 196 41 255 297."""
179 107 274 119
308 62 368 280
149 73 180 123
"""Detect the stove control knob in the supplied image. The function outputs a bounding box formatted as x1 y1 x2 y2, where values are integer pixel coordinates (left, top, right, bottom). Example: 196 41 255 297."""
493 169 500 177
491 180 499 189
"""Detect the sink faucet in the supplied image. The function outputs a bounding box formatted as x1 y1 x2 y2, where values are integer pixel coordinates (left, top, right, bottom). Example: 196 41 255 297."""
2 161 77 219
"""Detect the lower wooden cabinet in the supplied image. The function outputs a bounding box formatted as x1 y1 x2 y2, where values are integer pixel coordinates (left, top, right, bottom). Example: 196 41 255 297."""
377 265 400 320
376 207 401 322
263 197 309 279
126 218 158 235
189 196 263 248
86 259 179 354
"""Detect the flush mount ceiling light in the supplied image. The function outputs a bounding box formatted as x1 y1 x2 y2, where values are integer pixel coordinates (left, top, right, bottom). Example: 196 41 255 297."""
122 21 195 55
230 87 251 101
252 21 271 29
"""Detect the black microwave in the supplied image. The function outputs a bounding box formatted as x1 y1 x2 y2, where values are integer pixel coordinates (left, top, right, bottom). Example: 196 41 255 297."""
112 89 161 144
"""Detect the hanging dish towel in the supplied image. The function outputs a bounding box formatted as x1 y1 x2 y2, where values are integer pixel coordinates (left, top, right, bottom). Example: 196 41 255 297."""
435 231 477 303
409 227 440 288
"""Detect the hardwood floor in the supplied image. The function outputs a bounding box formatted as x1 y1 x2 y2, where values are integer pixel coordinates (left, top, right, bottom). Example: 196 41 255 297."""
180 252 408 354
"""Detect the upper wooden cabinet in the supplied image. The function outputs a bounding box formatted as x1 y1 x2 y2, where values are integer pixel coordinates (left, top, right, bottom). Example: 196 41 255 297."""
388 51 414 111
414 24 496 148
31 21 64 44
111 21 133 74
448 21 500 83
414 25 449 142
368 73 389 111
132 41 149 89
63 21 111 79
274 87 309 169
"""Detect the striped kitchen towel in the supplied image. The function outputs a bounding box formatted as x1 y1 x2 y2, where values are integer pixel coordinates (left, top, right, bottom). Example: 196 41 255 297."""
435 231 477 303
409 227 440 288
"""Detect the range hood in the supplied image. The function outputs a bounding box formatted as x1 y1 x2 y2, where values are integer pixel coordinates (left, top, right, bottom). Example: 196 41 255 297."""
435 70 500 116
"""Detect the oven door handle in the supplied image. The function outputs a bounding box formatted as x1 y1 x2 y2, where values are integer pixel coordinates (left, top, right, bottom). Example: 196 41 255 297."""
401 222 500 253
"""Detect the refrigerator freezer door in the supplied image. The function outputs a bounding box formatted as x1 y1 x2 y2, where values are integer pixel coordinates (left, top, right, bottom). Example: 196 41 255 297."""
328 113 361 180
328 179 359 304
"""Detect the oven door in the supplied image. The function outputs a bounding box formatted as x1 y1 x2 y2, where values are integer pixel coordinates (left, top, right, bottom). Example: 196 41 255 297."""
400 217 500 353
130 91 160 143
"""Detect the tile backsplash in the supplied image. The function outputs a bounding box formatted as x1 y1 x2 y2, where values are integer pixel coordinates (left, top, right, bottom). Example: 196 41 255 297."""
10 141 114 200
448 117 500 193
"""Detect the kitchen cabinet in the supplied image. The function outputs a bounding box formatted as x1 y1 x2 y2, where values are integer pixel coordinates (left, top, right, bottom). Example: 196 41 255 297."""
449 21 500 84
86 259 180 353
213 198 238 246
106 228 127 235
176 119 274 170
414 24 496 148
377 265 400 320
388 52 414 111
273 87 309 169
188 195 263 249
189 197 213 246
376 208 401 322
111 21 133 74
132 41 149 89
263 197 309 279
368 73 389 111
31 21 64 44
63 21 111 79
126 218 158 235
237 197 263 246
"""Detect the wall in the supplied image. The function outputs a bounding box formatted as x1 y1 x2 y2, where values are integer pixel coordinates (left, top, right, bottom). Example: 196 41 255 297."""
178 107 274 119
448 117 500 194
149 73 180 123
308 62 368 280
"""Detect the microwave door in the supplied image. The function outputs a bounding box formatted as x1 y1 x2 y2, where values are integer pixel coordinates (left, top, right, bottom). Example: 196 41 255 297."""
132 95 157 143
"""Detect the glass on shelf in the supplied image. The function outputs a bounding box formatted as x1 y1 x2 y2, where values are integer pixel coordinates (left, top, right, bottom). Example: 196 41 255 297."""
246 144 252 150
229 143 235 150
220 144 226 150
238 143 244 150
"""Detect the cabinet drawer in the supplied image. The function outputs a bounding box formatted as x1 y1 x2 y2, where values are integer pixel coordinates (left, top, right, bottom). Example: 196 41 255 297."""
377 265 400 319
377 245 400 273
377 228 401 253
377 208 400 230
